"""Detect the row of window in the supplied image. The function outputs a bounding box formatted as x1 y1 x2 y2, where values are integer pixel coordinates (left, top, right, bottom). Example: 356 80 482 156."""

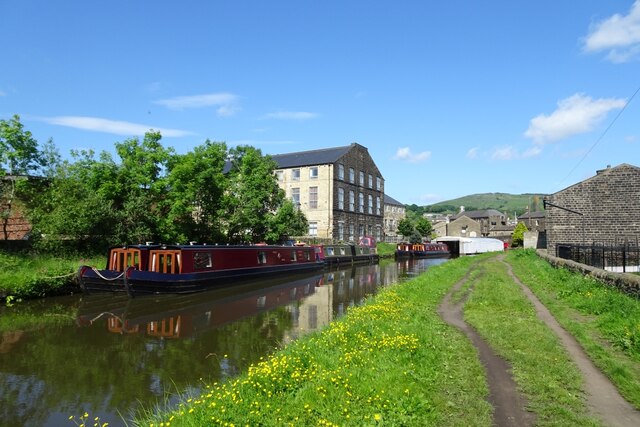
291 187 318 209
337 164 382 190
337 188 381 215
305 221 382 241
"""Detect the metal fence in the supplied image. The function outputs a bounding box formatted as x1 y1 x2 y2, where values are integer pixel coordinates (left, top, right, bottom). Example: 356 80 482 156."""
556 239 640 273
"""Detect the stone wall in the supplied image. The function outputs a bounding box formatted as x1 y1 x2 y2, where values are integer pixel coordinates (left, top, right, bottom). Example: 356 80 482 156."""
546 164 640 255
537 249 640 299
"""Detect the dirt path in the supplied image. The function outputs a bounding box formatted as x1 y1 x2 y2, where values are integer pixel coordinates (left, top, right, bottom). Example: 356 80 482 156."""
438 256 640 426
438 269 535 427
500 256 640 427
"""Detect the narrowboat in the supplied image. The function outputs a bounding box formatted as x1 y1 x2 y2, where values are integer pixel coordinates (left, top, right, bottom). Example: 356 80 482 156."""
77 243 324 295
313 237 379 265
395 242 450 258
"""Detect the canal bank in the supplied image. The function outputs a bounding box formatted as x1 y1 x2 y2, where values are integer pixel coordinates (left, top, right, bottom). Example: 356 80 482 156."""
135 250 640 427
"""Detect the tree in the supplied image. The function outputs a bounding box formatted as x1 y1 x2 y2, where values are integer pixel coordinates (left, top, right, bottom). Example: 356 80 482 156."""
511 222 528 247
1 115 55 241
223 146 285 243
161 140 228 243
397 218 415 240
415 217 433 239
265 199 308 243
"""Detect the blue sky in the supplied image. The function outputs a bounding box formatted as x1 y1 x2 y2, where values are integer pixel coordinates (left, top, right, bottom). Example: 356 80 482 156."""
2 1 639 205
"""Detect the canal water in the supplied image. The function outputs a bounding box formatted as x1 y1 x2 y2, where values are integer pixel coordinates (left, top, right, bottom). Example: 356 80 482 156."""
0 257 447 427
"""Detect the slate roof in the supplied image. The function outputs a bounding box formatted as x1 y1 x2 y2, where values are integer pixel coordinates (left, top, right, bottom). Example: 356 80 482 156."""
270 144 354 168
519 211 546 219
384 194 404 206
452 209 505 220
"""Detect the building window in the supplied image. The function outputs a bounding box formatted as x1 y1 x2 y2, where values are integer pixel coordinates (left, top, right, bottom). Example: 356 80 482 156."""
368 195 373 214
359 224 365 237
291 188 300 206
349 190 355 211
359 171 364 186
338 222 344 241
358 193 364 213
348 224 354 242
309 222 318 236
292 169 300 180
349 167 355 183
338 164 344 180
276 170 283 181
338 188 344 210
368 174 373 188
376 177 381 191
309 167 318 179
376 196 381 215
309 186 318 209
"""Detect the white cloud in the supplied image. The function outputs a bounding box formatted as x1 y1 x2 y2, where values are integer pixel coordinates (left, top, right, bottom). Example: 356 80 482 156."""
261 111 319 120
466 147 479 159
524 93 626 144
154 92 240 116
583 1 640 62
490 145 542 161
40 116 193 137
394 147 431 163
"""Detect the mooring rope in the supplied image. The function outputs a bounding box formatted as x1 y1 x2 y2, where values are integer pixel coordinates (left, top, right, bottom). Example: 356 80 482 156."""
91 267 125 281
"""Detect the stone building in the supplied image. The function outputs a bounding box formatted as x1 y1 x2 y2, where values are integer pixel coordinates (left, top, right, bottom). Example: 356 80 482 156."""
272 143 384 242
383 194 405 243
545 163 640 255
518 211 546 232
446 215 482 238
451 209 507 236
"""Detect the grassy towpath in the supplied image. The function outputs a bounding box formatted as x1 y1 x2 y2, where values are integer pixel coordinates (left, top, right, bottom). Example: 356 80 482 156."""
127 250 640 427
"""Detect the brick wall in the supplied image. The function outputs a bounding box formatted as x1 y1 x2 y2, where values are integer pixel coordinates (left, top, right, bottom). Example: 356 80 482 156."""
546 164 640 254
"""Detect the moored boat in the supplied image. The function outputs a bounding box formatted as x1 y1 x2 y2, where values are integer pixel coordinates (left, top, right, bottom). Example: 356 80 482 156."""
77 243 324 296
395 242 450 259
313 237 379 265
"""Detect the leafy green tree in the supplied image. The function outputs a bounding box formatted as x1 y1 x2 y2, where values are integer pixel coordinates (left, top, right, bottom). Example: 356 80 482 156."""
511 222 528 247
223 146 285 243
415 217 433 239
1 115 56 241
161 140 228 243
265 199 308 243
397 218 415 240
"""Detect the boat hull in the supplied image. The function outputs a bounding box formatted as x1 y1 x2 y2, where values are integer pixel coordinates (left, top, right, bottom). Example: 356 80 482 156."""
79 262 324 295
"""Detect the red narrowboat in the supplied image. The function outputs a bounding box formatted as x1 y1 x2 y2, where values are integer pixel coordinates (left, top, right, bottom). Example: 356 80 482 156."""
395 242 450 259
77 243 324 296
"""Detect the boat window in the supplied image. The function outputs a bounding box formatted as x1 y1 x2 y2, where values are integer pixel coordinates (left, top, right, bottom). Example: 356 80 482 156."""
193 252 213 270
326 247 334 256
150 250 181 274
291 250 297 261
305 251 310 260
340 247 346 255
257 296 266 308
257 251 267 265
109 248 142 271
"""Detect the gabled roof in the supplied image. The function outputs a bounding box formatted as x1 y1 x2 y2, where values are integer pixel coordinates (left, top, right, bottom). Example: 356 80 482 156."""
452 209 505 220
553 163 640 195
271 144 354 168
384 194 404 206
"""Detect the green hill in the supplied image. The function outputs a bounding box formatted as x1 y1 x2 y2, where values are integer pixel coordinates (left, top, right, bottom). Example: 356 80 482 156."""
409 193 546 217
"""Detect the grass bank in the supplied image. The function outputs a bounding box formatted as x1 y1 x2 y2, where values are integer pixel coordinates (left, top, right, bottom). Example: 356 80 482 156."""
137 255 493 427
506 249 640 408
0 252 105 300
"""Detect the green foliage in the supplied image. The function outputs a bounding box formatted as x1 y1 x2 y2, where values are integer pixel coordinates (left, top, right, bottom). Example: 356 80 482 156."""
415 217 433 238
397 218 415 239
0 115 44 175
511 222 528 247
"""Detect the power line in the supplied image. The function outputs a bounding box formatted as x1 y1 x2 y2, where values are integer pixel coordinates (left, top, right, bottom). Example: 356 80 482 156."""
554 84 640 191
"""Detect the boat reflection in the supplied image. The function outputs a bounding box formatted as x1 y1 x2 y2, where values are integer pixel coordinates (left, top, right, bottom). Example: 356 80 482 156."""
77 271 324 339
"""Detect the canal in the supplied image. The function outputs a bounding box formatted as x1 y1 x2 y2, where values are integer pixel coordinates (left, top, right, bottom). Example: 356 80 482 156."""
0 257 447 427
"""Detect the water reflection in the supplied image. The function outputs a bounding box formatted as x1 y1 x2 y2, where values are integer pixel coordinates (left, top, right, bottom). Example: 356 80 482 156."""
0 258 447 427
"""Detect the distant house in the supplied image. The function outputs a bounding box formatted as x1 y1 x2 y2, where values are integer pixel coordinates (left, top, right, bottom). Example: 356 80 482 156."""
518 211 546 232
383 194 405 243
450 208 507 237
272 143 384 241
446 215 482 238
545 163 640 255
